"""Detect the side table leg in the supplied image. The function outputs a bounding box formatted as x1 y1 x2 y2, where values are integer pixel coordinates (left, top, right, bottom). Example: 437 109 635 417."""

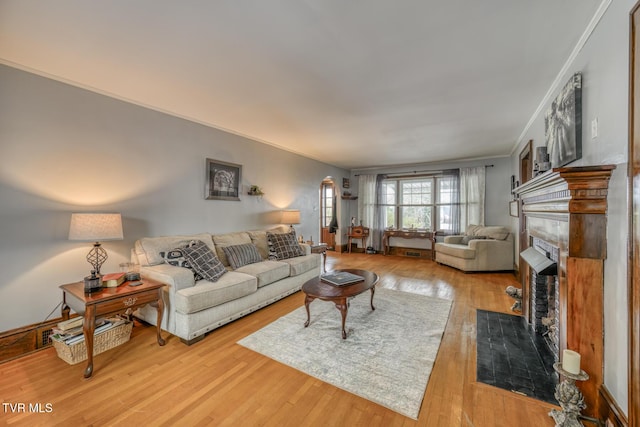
322 252 327 273
61 302 70 321
156 292 166 346
83 305 96 379
335 298 349 339
304 295 315 327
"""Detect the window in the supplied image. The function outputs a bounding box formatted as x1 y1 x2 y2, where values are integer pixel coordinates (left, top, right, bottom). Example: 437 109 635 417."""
321 183 333 227
381 176 457 231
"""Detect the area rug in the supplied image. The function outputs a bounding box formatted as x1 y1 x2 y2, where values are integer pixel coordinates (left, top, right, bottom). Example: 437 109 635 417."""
237 288 452 420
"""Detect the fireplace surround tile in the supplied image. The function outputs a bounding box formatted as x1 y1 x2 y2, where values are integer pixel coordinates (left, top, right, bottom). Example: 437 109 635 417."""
476 309 558 404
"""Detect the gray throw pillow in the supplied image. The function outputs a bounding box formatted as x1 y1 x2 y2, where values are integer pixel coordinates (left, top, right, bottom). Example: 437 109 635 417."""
222 243 262 269
181 240 227 282
461 235 487 245
266 230 304 260
160 240 204 281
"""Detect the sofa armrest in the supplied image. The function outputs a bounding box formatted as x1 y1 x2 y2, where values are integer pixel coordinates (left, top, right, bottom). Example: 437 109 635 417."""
300 243 311 255
444 235 465 244
469 238 514 267
140 264 196 292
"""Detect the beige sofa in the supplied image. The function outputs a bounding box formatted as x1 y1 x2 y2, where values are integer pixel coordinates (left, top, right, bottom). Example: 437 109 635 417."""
435 225 514 272
133 225 321 344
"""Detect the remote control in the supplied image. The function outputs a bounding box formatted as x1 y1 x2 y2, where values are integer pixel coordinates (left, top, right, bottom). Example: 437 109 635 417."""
128 281 143 287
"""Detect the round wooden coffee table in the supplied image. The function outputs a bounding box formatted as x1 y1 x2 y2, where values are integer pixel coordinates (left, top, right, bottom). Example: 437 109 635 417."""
302 269 379 339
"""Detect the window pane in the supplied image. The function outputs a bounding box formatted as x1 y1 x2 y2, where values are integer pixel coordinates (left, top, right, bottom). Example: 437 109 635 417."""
400 206 432 229
401 179 432 205
437 177 455 204
385 206 395 228
438 205 452 231
382 181 396 205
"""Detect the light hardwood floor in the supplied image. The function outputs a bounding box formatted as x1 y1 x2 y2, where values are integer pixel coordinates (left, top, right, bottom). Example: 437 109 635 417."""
0 252 558 426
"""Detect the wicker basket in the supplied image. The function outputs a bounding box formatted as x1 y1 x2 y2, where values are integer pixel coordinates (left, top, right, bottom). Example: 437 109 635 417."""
52 322 133 365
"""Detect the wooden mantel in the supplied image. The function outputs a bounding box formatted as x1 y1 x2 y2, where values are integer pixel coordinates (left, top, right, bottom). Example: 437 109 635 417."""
515 164 615 418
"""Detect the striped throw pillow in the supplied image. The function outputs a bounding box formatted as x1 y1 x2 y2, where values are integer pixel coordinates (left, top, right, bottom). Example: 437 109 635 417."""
222 243 262 270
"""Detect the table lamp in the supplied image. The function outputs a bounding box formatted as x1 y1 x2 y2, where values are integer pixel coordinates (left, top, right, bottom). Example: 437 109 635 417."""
280 209 301 232
69 213 123 293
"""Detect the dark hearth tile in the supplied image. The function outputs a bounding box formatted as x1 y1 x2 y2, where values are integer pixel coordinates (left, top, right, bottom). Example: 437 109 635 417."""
476 310 559 405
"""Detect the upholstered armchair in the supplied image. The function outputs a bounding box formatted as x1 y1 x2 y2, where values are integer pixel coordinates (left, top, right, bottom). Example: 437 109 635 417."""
434 225 514 272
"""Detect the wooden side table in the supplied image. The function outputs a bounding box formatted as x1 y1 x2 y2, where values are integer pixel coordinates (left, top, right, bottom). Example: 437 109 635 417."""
347 225 370 253
310 243 328 272
60 278 166 378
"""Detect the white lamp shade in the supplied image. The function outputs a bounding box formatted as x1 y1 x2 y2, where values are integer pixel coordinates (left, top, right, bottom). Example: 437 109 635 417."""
280 209 301 225
69 213 123 241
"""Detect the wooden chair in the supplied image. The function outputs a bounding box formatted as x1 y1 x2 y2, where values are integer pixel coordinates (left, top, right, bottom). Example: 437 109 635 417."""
347 225 370 253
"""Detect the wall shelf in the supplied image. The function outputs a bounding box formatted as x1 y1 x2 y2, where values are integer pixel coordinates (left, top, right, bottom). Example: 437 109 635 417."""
341 196 357 200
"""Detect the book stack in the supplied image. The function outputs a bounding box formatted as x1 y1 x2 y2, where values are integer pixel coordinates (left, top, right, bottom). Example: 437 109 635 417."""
320 272 365 286
101 272 126 288
50 315 127 345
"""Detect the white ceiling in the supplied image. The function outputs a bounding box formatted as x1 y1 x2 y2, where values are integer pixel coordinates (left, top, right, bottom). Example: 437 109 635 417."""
0 0 605 170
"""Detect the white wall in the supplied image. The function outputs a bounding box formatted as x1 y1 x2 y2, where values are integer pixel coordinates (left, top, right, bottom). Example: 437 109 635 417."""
510 0 632 414
0 64 349 332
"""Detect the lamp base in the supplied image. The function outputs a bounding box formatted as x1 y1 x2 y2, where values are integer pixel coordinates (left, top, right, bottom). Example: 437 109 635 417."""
84 273 103 294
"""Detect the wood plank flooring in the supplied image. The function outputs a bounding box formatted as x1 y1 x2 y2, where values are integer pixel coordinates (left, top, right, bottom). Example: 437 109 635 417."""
0 253 558 426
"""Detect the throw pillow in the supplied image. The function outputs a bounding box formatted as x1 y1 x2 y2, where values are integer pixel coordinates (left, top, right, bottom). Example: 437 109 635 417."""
461 235 487 245
266 230 304 260
222 243 262 270
181 240 227 282
160 241 204 281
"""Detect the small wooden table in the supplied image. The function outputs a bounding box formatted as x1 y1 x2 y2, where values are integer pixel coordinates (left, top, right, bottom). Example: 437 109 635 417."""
382 229 435 259
302 269 379 339
60 278 166 378
310 243 328 272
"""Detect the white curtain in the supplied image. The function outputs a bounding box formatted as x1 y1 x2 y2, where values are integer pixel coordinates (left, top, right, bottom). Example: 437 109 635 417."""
459 167 485 232
357 174 377 230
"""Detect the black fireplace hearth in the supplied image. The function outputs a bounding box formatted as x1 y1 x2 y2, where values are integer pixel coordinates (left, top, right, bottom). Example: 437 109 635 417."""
476 309 558 404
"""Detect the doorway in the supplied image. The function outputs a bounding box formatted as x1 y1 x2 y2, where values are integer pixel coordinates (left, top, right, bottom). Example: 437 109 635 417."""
320 178 337 250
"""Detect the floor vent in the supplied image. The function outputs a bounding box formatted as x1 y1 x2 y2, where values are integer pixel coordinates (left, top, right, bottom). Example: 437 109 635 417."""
406 251 421 257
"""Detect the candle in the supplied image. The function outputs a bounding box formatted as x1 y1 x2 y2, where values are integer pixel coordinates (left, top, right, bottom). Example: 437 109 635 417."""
562 349 581 375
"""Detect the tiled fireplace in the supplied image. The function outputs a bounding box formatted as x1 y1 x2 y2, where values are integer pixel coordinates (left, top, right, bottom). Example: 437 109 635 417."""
515 165 615 418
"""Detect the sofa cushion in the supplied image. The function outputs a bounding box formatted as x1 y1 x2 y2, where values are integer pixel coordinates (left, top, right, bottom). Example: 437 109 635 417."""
235 260 290 288
160 240 204 281
480 226 510 240
435 243 476 259
465 225 509 241
181 240 227 282
174 271 257 314
135 233 216 266
213 232 252 266
222 243 262 269
461 235 486 245
267 230 304 260
280 254 319 276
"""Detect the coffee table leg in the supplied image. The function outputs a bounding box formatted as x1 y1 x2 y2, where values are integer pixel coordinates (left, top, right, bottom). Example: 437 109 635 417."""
335 298 348 339
370 287 376 311
304 295 315 327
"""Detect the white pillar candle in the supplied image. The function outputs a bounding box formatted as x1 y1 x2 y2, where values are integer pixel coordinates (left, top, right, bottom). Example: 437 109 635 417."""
562 349 581 375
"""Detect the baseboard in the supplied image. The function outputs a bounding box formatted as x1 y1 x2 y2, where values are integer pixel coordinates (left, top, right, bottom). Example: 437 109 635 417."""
0 316 72 363
599 385 628 427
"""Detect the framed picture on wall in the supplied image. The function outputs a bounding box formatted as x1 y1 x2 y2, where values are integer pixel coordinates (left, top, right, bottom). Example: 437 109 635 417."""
544 73 582 168
205 158 242 201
